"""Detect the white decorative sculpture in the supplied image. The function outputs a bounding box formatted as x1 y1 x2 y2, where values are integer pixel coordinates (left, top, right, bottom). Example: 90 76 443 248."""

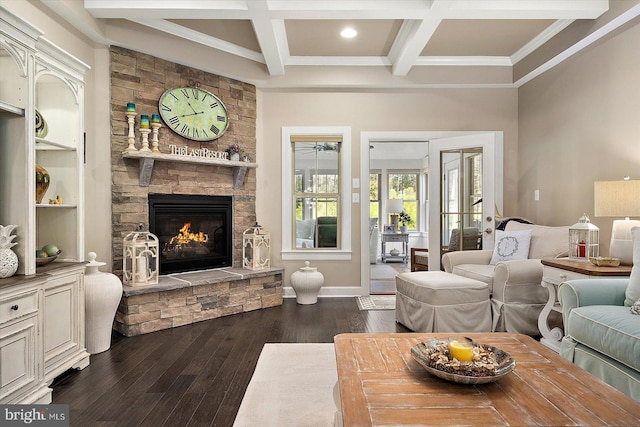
0 224 18 278
290 261 324 304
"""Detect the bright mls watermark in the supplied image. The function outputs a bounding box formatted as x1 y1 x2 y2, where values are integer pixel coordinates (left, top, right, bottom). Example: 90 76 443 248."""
1 405 69 426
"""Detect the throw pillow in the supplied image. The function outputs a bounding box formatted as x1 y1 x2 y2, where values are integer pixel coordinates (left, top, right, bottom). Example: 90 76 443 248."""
490 229 532 265
625 226 640 306
631 298 640 315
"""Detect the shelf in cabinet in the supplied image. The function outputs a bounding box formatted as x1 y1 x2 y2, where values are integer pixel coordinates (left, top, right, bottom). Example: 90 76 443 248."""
36 204 77 208
0 100 24 116
35 138 76 151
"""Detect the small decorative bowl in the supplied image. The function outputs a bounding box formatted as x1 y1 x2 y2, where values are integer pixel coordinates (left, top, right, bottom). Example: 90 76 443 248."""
411 340 516 384
36 250 62 266
36 254 58 266
589 257 621 267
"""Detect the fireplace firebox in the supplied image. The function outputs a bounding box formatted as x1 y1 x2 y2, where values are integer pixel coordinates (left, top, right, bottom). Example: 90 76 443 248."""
149 194 232 274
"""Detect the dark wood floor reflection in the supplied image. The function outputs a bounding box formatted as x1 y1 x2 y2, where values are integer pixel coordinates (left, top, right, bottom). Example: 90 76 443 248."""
52 298 407 426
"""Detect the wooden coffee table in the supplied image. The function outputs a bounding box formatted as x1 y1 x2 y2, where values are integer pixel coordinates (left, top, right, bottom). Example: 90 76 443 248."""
334 333 640 426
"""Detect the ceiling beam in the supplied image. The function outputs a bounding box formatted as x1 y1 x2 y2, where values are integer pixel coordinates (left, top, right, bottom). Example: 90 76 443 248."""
129 19 264 64
389 18 442 76
247 1 287 76
429 0 608 19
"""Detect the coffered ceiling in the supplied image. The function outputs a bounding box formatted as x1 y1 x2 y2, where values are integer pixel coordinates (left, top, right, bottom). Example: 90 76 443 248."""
38 1 640 88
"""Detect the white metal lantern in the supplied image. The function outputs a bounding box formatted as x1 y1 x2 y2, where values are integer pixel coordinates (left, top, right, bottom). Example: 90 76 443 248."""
123 225 159 286
569 213 599 261
243 222 271 270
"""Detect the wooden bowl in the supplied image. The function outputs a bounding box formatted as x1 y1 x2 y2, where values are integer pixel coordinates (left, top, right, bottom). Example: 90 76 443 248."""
411 340 516 384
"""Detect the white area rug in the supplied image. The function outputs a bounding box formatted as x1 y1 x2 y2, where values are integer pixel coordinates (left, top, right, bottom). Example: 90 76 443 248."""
233 343 338 427
356 295 396 310
370 264 398 280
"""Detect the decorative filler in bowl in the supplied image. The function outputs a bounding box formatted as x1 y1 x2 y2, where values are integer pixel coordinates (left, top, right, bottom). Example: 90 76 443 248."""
410 338 516 384
589 256 621 267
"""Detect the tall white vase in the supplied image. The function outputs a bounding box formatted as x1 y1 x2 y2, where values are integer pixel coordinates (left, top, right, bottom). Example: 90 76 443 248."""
290 261 324 304
85 252 123 354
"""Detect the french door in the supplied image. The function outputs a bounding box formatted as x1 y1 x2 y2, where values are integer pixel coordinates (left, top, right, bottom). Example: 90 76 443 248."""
428 133 503 270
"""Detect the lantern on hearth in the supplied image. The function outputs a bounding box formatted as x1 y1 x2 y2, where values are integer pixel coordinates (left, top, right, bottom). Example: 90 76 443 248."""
123 225 159 286
569 213 599 261
243 222 271 270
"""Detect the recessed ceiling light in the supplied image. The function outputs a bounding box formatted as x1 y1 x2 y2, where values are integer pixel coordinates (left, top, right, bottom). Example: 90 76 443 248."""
340 27 357 39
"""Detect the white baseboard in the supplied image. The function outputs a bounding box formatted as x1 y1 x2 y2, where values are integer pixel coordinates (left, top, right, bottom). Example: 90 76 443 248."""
283 286 364 298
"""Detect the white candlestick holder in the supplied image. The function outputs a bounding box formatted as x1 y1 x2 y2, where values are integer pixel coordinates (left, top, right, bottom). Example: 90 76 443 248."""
150 122 162 153
139 128 151 152
125 112 137 151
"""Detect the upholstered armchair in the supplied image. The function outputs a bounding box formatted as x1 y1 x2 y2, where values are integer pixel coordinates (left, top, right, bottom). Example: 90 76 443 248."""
442 222 569 335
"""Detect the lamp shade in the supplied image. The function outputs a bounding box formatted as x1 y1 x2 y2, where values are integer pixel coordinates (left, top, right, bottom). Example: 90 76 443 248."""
594 180 640 217
387 199 403 214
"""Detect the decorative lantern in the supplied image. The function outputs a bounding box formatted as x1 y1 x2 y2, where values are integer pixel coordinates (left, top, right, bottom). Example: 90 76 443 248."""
123 225 159 286
243 222 271 270
569 213 599 261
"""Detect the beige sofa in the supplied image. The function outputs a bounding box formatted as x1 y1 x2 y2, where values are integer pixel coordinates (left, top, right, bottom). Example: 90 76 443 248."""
442 222 569 335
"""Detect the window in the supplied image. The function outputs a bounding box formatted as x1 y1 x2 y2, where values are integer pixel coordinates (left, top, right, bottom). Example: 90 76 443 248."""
281 127 352 260
387 172 418 230
370 173 381 225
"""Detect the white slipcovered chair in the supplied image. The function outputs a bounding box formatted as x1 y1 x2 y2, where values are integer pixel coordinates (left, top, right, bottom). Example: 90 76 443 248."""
442 222 569 335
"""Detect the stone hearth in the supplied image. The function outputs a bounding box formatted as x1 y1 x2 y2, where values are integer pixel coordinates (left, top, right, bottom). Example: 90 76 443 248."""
115 267 283 336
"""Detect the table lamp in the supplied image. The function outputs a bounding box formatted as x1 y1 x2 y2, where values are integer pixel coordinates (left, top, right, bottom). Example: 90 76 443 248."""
387 199 403 231
594 177 640 265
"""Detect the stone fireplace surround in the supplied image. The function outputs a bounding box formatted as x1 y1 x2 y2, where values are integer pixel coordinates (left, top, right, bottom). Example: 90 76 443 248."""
110 47 282 336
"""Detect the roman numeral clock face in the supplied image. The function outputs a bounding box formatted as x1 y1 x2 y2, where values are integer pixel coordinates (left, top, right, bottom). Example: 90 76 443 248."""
158 87 229 141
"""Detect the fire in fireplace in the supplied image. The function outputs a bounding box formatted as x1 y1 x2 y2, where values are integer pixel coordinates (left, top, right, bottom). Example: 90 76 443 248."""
149 194 232 274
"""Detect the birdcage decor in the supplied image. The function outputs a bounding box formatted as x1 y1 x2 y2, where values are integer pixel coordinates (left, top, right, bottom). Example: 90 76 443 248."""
123 225 159 286
243 222 271 270
569 213 599 261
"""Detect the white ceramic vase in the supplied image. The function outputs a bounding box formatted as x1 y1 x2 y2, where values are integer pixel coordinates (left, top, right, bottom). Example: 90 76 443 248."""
85 252 123 354
0 225 18 278
290 261 324 304
231 152 240 161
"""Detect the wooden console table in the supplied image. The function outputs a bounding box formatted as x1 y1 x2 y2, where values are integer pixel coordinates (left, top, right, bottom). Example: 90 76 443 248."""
538 258 632 352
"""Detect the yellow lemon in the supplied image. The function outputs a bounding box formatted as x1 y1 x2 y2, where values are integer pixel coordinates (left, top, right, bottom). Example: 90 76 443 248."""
449 340 473 362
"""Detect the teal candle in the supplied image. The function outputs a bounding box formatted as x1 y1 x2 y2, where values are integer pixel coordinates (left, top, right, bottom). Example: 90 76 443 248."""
140 114 150 129
151 114 161 123
126 102 136 112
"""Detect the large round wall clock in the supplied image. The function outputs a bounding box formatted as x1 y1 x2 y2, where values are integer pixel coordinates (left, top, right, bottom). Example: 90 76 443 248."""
158 86 229 141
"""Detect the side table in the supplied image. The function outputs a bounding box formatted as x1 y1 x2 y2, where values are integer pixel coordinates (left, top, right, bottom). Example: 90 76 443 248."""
381 232 409 263
539 258 631 352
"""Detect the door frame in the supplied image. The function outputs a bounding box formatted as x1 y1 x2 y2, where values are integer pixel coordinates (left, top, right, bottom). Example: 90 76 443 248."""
360 131 503 294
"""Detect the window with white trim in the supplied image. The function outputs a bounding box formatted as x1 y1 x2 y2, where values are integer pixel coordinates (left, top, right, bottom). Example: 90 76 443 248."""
281 127 352 261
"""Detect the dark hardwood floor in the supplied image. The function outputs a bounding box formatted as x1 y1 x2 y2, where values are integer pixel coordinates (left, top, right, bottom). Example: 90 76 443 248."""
51 297 407 427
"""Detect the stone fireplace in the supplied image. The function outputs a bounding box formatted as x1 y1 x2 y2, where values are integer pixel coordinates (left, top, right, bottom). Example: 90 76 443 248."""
110 47 282 336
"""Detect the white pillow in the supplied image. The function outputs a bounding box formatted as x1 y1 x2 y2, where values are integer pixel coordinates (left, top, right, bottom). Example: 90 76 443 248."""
625 226 640 306
490 229 532 265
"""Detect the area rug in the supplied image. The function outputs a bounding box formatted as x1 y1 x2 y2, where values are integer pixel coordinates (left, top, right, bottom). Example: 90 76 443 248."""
356 295 396 310
233 343 338 427
370 264 398 280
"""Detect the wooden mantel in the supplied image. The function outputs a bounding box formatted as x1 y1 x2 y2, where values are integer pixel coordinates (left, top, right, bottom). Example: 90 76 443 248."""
122 151 258 189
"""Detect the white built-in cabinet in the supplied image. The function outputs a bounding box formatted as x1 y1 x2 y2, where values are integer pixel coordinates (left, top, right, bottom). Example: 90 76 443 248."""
0 7 90 404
